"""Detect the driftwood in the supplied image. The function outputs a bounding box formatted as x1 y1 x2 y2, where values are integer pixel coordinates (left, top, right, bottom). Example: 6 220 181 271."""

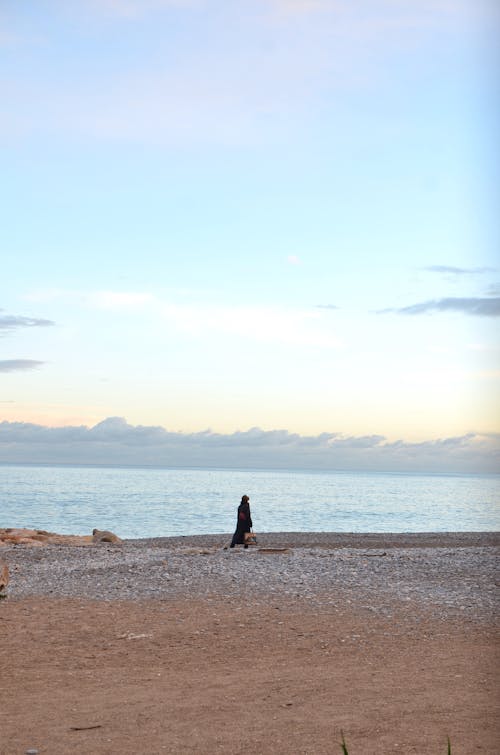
258 548 290 554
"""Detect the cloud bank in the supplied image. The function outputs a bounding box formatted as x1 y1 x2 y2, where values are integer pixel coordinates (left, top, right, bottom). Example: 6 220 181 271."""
0 418 497 474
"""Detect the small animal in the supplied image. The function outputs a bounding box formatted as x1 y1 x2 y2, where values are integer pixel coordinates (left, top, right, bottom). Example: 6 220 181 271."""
92 528 122 544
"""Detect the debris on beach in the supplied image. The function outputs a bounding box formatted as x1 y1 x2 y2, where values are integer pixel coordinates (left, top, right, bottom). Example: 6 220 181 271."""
258 548 290 554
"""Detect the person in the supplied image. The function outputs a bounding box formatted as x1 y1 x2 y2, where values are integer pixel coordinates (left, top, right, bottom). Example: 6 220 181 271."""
229 494 253 549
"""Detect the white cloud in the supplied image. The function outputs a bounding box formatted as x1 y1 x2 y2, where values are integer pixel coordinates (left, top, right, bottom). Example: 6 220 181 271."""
24 288 153 310
159 300 342 348
29 287 342 348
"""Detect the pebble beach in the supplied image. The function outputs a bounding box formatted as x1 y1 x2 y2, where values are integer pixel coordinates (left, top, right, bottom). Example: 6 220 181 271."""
3 531 499 622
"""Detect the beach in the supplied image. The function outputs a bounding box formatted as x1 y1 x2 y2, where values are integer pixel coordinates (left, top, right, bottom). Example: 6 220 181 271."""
1 532 499 754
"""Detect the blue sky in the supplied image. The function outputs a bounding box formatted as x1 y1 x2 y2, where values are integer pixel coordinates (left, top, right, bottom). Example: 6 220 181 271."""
1 0 499 472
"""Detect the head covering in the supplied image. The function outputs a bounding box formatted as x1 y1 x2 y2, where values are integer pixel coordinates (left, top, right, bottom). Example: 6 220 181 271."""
241 495 249 503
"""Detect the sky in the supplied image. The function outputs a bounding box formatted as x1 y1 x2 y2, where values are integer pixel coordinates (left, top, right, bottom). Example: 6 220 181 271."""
1 0 499 473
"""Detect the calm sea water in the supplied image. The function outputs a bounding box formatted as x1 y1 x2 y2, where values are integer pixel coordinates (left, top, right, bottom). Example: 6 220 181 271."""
0 464 498 538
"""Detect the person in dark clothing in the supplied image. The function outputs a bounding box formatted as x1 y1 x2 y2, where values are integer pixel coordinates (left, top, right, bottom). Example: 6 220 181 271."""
230 494 253 548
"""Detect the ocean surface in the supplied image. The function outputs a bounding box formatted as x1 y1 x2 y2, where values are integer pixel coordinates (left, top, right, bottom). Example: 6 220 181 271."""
1 464 498 538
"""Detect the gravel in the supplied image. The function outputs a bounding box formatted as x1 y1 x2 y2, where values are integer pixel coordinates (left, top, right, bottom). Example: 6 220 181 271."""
2 532 499 624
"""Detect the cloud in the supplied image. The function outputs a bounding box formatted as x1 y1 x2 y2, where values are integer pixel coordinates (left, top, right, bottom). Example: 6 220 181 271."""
0 418 497 473
316 304 339 311
159 300 342 348
423 266 497 275
0 313 55 332
0 360 45 372
378 298 500 317
24 288 342 348
23 288 154 310
0 311 53 374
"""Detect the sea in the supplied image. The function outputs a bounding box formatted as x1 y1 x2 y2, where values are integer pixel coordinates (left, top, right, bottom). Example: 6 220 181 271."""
1 463 498 539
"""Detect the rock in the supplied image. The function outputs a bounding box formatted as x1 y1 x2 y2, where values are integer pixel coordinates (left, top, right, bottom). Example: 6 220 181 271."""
92 529 122 544
0 528 92 547
18 538 45 547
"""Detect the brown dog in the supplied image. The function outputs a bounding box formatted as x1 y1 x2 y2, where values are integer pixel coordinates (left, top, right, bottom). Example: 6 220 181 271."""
92 529 122 544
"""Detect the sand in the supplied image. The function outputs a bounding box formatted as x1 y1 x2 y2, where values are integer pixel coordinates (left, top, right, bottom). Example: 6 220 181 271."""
0 532 498 755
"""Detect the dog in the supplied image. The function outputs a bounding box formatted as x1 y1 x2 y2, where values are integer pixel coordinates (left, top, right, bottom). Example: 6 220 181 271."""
92 528 122 544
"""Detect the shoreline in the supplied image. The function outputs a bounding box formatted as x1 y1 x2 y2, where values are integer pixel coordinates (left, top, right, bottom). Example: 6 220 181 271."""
2 529 499 548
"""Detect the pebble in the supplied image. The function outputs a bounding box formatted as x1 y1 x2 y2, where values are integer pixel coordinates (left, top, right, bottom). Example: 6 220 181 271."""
2 532 498 624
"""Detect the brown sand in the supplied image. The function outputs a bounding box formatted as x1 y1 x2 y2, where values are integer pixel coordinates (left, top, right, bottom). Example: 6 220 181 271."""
1 594 498 755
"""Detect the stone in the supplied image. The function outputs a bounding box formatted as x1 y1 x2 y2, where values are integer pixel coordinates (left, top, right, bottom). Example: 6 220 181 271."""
0 528 93 547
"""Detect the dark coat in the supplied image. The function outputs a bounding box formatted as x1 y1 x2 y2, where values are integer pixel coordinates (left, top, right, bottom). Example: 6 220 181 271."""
231 501 253 545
